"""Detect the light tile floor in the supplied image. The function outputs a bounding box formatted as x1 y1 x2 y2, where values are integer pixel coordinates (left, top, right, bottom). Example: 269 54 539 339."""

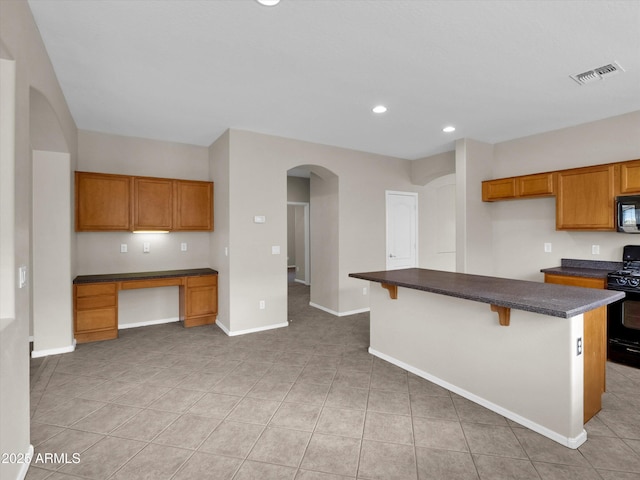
27 283 640 479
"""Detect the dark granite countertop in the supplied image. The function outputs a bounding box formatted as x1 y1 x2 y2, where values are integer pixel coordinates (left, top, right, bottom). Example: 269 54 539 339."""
540 259 622 279
349 268 624 318
74 268 218 284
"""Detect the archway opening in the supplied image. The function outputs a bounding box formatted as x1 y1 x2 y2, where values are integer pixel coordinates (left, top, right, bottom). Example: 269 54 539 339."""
286 164 339 320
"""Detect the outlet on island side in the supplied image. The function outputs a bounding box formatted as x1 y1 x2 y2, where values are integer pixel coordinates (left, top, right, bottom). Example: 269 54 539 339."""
577 337 583 356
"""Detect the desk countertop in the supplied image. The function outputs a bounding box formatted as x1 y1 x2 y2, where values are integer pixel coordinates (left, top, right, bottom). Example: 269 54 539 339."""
73 268 218 284
349 268 623 318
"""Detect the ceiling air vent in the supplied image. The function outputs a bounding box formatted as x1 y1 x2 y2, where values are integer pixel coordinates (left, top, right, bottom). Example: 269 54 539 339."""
570 61 624 85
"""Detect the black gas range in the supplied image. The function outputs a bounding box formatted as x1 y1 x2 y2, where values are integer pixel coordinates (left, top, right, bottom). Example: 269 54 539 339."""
607 245 640 368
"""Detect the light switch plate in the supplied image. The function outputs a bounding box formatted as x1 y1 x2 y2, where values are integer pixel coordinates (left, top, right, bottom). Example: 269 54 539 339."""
18 265 27 289
272 245 281 255
143 242 150 253
181 242 187 252
254 215 266 223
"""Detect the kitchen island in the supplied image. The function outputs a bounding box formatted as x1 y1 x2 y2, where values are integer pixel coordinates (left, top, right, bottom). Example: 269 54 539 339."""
349 268 623 449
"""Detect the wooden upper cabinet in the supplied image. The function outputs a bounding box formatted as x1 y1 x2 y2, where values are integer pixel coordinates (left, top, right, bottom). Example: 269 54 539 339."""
556 164 616 231
133 177 173 231
619 159 640 194
517 173 554 198
174 180 214 231
76 171 213 232
482 178 516 201
482 173 554 202
75 172 131 231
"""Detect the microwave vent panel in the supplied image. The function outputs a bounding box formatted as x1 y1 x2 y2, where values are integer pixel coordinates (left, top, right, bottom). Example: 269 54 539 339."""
570 62 624 85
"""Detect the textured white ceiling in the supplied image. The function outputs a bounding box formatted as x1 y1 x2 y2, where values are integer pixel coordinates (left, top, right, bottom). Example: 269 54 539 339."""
27 0 640 160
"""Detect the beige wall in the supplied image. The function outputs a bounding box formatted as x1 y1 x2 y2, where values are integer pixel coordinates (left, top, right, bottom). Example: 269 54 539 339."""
310 171 340 312
32 150 73 355
456 139 494 275
217 129 432 333
209 131 230 331
486 111 640 281
1 1 78 479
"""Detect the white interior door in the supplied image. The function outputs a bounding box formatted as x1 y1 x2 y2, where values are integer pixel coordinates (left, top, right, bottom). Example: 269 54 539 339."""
386 191 418 270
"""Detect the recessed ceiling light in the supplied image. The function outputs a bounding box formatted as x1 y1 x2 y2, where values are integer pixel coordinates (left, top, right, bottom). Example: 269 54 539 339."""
442 126 456 133
372 105 387 114
256 0 280 6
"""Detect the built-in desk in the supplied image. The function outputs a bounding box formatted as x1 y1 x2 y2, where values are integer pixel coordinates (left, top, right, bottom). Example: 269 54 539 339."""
73 268 218 343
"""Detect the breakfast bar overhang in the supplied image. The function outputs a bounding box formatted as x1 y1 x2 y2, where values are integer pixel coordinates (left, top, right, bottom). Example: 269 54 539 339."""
349 268 624 449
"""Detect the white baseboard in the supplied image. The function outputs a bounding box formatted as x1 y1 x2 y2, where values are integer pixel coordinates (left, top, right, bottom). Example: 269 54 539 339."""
368 347 588 450
16 444 33 480
31 339 76 359
217 321 288 337
118 317 179 330
309 302 370 317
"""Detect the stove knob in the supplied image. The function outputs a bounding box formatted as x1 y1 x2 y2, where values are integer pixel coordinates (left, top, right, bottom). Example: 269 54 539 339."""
629 278 639 287
617 277 628 286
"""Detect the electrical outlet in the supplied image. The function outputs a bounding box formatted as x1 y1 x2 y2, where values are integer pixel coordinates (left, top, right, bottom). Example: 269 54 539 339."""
577 337 583 356
592 245 600 255
143 242 150 253
181 242 187 252
259 300 266 310
363 287 368 295
120 243 128 253
544 243 552 253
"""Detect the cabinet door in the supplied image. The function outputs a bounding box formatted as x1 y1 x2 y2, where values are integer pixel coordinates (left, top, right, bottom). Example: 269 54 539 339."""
619 160 640 194
133 177 173 231
182 275 217 327
517 173 554 198
556 165 616 230
174 180 213 231
75 172 131 231
482 178 516 201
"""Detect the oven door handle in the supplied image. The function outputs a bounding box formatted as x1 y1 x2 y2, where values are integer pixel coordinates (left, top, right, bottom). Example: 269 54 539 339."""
626 347 640 354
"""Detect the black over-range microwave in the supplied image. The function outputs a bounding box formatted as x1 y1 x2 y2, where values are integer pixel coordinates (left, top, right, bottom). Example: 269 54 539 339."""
617 195 640 233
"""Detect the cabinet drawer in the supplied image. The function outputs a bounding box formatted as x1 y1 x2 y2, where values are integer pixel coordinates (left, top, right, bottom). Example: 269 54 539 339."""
76 308 117 332
76 294 117 310
544 274 606 289
76 283 117 297
187 275 217 287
